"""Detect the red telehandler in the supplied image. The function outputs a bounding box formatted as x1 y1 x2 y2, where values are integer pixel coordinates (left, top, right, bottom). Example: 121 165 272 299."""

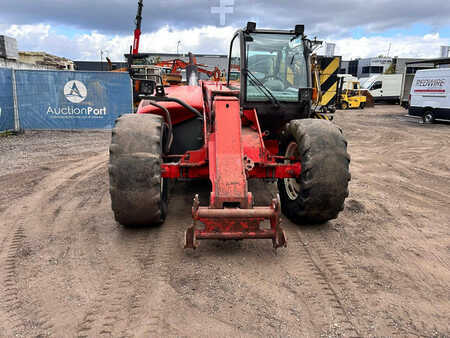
109 22 351 249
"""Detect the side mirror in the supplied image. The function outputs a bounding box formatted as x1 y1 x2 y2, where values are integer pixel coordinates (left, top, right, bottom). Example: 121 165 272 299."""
294 25 304 36
246 22 256 33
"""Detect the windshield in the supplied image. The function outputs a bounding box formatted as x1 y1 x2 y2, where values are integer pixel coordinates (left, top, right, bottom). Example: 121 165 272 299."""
246 33 308 102
360 76 377 89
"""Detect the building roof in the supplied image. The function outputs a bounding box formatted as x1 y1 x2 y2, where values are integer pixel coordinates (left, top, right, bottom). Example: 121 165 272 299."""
19 51 72 62
405 57 450 65
73 61 128 71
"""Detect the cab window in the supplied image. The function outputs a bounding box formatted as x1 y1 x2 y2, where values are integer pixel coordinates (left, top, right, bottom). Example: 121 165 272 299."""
371 81 382 90
228 34 240 85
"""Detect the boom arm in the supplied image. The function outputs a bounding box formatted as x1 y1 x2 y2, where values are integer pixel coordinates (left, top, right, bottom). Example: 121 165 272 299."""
132 0 144 55
156 59 222 80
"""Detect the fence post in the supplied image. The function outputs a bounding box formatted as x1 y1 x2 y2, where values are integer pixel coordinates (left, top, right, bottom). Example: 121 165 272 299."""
12 69 20 131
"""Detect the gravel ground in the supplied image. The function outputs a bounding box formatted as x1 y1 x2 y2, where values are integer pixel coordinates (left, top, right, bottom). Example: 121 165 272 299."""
0 105 449 337
0 130 110 176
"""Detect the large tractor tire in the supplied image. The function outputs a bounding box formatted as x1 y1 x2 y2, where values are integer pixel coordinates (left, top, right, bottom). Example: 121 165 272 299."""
109 114 168 227
278 119 351 224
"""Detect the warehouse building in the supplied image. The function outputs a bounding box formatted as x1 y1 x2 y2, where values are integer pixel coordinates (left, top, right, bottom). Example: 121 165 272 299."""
340 57 434 78
1 35 75 70
18 51 75 70
74 61 127 71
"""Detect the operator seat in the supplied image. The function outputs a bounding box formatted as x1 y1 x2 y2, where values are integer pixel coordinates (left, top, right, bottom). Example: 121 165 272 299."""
248 56 284 91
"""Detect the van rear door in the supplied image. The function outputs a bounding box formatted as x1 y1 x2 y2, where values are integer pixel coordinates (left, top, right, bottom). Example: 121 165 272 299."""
410 69 450 120
382 74 402 99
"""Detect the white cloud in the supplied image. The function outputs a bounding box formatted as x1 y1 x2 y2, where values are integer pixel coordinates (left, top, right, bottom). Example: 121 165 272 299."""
6 24 51 40
3 23 450 61
423 32 440 41
3 24 235 61
321 33 450 59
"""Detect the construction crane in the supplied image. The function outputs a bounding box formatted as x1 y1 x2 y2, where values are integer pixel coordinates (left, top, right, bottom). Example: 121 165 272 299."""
132 0 144 55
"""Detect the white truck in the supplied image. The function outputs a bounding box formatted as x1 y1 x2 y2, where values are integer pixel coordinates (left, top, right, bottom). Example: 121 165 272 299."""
360 74 403 103
408 68 450 123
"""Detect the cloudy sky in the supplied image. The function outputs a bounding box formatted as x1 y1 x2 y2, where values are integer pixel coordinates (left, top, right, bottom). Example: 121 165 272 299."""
1 0 450 61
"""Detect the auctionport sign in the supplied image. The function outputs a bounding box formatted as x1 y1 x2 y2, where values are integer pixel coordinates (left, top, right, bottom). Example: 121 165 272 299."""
15 70 132 130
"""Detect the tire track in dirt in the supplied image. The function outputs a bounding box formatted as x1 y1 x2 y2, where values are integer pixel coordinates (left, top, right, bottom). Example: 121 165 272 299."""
75 229 158 337
282 225 361 337
295 228 401 337
132 219 180 337
75 186 180 337
1 227 55 337
166 180 361 336
172 227 359 336
0 154 107 337
2 226 27 335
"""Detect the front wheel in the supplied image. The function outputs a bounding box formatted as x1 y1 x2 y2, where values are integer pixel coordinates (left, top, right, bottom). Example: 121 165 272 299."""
423 111 435 124
109 114 168 227
278 119 351 224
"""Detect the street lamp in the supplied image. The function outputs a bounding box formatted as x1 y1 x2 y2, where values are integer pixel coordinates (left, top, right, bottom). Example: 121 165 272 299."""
101 50 110 71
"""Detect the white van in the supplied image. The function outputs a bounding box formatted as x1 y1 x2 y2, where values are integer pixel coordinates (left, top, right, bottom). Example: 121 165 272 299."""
409 68 450 123
361 74 403 102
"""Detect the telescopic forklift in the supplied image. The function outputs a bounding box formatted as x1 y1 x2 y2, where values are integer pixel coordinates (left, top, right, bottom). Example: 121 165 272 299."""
109 22 351 249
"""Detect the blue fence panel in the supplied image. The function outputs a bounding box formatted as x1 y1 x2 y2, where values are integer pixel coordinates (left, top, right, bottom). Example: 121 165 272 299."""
15 70 132 130
0 68 15 132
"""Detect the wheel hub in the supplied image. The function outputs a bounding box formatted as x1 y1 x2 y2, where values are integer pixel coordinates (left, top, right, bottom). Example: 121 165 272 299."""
283 141 301 200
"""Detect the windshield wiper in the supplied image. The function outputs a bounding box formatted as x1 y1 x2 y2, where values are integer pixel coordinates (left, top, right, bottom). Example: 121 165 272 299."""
245 69 280 107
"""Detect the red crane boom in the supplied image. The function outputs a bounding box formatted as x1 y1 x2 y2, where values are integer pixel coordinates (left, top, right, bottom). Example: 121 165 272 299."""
132 0 144 55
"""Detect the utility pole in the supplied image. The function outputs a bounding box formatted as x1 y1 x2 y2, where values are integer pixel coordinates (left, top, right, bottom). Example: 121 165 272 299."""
177 40 181 56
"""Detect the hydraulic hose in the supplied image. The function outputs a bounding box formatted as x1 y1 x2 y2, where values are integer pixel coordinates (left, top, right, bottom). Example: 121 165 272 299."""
146 96 203 120
146 100 173 153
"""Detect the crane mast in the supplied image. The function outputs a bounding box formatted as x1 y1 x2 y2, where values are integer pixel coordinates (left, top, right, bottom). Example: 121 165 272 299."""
132 0 144 55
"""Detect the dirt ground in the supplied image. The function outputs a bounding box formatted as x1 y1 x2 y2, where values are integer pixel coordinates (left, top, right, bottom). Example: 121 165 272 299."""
0 105 448 337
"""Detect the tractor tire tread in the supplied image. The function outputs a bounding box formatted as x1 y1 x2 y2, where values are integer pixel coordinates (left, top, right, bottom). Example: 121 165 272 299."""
109 114 167 227
278 118 351 224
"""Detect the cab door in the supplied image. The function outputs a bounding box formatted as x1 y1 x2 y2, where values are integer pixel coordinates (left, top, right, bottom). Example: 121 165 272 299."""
370 80 382 98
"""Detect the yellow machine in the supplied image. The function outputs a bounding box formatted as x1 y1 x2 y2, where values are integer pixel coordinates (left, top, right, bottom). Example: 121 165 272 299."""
338 77 367 109
340 88 367 109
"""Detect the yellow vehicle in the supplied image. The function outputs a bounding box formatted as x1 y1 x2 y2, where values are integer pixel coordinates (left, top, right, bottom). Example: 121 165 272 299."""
340 88 367 109
338 76 367 109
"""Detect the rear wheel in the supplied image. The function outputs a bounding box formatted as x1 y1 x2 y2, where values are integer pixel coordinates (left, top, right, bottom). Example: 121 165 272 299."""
278 119 351 224
359 102 365 109
109 114 168 227
423 111 435 124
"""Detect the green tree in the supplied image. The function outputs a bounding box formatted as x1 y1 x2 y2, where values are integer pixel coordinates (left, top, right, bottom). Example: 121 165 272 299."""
384 62 396 74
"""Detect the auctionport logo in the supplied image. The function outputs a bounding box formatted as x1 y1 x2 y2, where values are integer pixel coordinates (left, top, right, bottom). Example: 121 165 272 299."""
64 80 87 103
46 80 107 118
